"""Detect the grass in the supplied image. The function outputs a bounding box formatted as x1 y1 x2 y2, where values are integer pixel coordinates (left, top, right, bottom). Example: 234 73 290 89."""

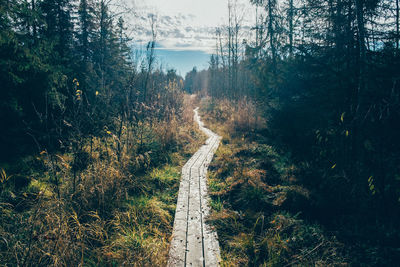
0 94 206 266
107 165 180 266
200 98 348 266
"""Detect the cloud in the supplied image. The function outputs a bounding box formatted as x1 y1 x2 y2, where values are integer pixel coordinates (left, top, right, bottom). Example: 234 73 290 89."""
131 5 216 53
123 0 256 74
130 0 256 54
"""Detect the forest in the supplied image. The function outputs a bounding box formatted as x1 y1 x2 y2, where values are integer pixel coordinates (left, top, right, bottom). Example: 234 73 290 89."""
1 0 400 266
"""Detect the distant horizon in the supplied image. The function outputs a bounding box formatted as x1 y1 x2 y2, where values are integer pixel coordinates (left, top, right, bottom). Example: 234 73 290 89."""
155 48 211 76
131 42 212 76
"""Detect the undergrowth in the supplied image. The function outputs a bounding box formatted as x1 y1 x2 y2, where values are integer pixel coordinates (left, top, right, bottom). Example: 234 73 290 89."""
0 95 204 266
200 97 348 266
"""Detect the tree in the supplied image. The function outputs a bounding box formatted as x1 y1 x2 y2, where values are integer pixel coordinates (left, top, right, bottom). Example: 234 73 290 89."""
40 0 74 59
184 67 198 94
77 0 95 63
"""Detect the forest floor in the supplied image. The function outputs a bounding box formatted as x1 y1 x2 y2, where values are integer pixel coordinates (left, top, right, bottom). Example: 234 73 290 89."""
198 98 349 266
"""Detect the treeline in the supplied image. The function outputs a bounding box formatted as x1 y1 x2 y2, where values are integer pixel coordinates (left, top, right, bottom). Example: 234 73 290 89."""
192 0 400 264
0 0 183 160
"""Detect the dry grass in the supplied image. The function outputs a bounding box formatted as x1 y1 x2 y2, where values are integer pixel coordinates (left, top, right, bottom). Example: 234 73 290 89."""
201 98 348 266
200 97 266 136
0 93 205 266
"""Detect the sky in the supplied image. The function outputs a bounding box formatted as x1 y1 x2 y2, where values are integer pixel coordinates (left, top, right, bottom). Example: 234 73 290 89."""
125 0 255 75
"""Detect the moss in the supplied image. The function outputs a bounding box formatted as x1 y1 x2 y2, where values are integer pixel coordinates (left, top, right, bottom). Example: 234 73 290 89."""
27 178 53 197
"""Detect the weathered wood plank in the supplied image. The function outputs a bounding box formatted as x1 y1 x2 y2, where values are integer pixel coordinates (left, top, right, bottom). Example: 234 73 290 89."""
168 108 221 267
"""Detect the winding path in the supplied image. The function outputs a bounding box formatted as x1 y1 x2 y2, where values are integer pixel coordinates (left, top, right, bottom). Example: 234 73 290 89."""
168 108 221 267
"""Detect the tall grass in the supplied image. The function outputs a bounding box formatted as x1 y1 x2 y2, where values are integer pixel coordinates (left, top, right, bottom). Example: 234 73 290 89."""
0 94 204 266
201 99 347 266
201 97 266 136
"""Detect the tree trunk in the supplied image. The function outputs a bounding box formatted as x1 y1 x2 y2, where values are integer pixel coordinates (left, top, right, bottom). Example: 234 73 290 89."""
288 0 294 56
268 0 277 73
355 0 366 104
80 0 89 62
31 0 37 39
396 0 399 50
228 1 233 98
352 0 366 180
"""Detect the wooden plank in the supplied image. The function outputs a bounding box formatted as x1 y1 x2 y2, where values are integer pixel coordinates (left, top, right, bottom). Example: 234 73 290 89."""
168 108 221 267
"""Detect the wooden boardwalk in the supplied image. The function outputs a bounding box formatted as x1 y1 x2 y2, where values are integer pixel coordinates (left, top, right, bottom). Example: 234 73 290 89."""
168 108 221 267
